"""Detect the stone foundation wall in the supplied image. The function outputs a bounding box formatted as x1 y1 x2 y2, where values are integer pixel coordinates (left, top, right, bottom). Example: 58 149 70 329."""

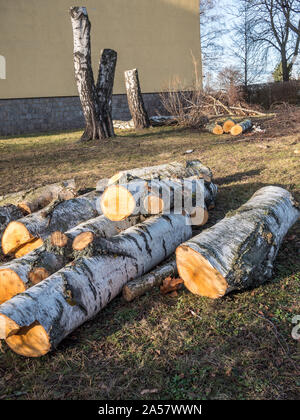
0 92 165 137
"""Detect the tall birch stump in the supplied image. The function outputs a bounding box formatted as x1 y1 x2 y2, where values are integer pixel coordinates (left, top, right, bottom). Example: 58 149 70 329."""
70 7 116 141
124 69 150 129
0 214 192 357
176 186 300 298
96 49 117 137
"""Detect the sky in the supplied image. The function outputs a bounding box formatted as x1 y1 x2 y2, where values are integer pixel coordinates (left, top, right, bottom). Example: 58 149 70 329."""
201 0 300 85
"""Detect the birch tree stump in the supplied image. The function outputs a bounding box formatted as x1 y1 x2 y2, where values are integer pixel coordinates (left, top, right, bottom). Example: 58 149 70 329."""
124 69 150 129
70 7 116 141
1 192 102 256
0 214 143 304
0 214 192 357
230 119 252 136
108 160 213 186
96 49 117 138
0 180 76 214
176 186 300 299
123 258 178 302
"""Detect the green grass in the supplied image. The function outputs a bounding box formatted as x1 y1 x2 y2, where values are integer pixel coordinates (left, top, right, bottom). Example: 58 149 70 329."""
0 122 299 400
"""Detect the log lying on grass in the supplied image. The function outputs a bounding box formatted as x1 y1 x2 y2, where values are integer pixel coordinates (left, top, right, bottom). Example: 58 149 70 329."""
0 214 192 357
123 257 177 302
101 178 217 225
108 160 213 185
230 119 252 136
205 122 224 135
0 179 76 213
1 191 102 256
223 118 236 134
176 186 300 299
0 214 144 304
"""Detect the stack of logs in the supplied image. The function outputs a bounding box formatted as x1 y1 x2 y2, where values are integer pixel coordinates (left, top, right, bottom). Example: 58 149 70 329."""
206 118 253 136
0 160 298 358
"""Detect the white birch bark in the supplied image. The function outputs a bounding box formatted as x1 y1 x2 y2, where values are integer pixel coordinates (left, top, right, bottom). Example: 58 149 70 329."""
0 214 192 356
176 186 300 298
124 69 150 129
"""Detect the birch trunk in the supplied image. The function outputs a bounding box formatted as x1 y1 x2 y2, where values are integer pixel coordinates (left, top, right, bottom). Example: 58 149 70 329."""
0 214 143 304
0 214 192 357
0 205 25 243
124 69 150 129
1 191 102 256
70 7 115 141
123 258 177 302
108 160 213 185
0 180 76 214
96 49 117 138
176 186 300 299
230 119 252 136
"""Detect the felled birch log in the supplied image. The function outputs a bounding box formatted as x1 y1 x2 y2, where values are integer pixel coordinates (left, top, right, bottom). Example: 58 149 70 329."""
205 122 224 135
1 191 102 256
123 258 177 302
222 118 236 133
0 214 143 304
0 205 25 242
230 119 252 136
0 214 192 357
108 160 213 185
0 180 76 214
176 186 300 299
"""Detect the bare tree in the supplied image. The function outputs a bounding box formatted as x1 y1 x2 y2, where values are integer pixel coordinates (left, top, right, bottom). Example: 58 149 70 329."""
229 0 267 87
246 0 300 81
275 0 300 36
199 0 226 72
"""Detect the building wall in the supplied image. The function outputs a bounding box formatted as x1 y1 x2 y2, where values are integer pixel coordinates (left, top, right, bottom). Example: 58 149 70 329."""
0 0 201 99
0 93 166 136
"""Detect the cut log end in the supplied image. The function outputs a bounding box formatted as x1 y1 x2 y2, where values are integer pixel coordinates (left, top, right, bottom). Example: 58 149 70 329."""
17 203 31 215
0 269 26 305
176 245 228 298
230 125 243 136
213 125 224 135
101 185 136 221
5 321 50 358
143 195 164 215
72 231 95 251
51 231 68 248
189 207 209 226
0 314 20 340
28 268 50 286
1 221 33 255
14 238 44 258
223 119 236 133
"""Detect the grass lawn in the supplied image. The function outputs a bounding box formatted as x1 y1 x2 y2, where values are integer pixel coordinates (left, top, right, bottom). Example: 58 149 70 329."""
0 122 299 400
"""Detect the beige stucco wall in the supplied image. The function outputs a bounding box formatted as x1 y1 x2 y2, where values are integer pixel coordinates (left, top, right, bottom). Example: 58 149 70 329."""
0 0 201 99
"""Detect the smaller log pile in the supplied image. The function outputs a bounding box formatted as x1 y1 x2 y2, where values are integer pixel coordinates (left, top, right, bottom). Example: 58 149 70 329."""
206 118 253 136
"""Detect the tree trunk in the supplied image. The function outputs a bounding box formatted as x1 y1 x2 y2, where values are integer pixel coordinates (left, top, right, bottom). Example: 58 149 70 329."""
0 214 144 304
176 186 300 299
96 49 117 137
70 7 115 141
230 119 252 136
108 160 213 185
0 179 76 213
0 214 192 357
124 69 150 129
222 118 236 133
1 191 102 256
123 257 177 302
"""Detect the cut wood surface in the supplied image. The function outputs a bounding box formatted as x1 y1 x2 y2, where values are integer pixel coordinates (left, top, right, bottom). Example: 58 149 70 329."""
0 214 143 304
0 205 25 242
230 119 252 136
124 68 150 129
223 118 236 133
123 257 177 302
176 186 300 299
1 191 102 256
108 160 213 185
205 122 224 135
0 214 192 357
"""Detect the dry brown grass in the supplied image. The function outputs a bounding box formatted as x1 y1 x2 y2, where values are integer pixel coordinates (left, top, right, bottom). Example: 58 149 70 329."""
0 118 299 400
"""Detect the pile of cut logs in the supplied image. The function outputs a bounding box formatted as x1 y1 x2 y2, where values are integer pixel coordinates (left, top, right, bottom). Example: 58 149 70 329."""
206 118 253 136
0 161 298 357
